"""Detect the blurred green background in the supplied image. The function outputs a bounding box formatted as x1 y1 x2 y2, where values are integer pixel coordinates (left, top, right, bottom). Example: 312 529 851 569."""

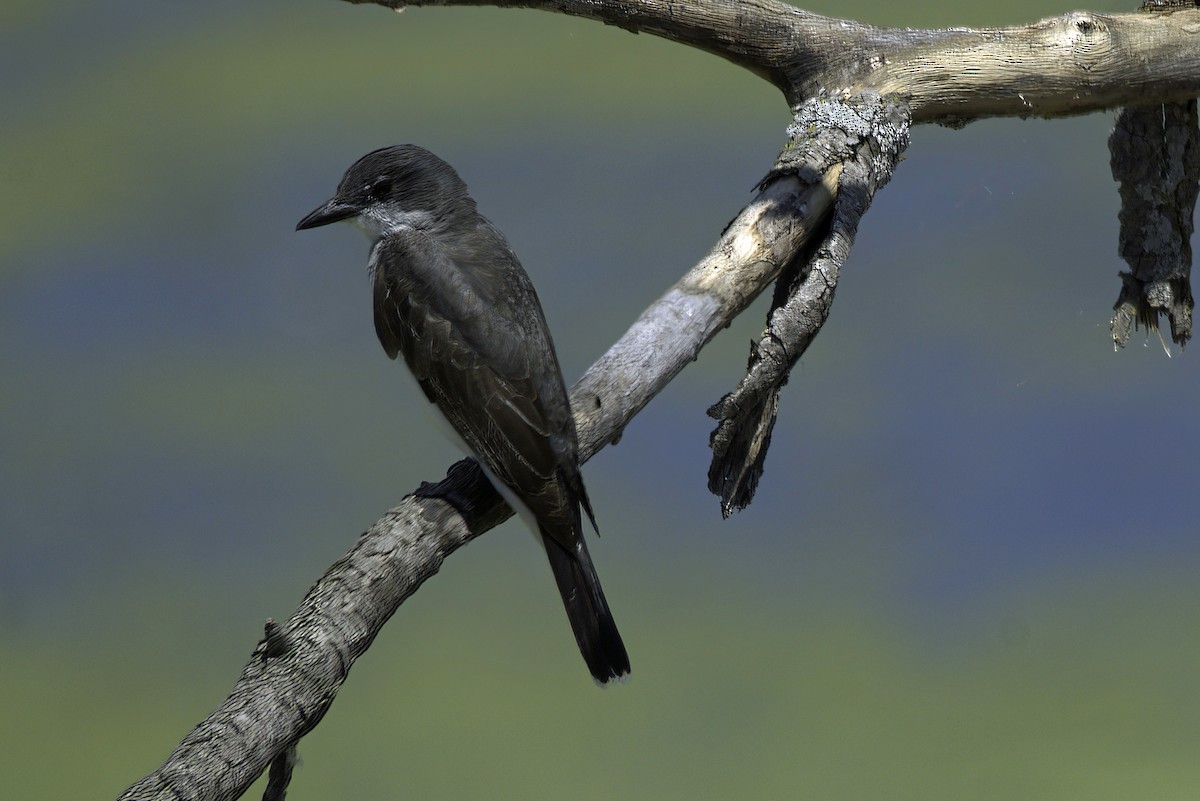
3 1 1198 799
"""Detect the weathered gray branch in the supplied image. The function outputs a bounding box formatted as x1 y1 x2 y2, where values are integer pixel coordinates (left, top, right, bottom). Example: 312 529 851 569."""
350 0 1200 123
119 494 480 801
568 153 840 455
708 95 910 517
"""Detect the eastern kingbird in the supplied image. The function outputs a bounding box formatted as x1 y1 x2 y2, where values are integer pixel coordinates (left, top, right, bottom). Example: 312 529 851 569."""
297 145 630 683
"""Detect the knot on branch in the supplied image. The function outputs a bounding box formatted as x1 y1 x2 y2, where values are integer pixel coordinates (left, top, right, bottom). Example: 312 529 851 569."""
707 93 910 518
1109 99 1199 349
1063 11 1109 38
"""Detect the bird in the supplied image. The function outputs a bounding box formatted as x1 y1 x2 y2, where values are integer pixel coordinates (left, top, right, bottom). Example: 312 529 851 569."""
296 145 630 683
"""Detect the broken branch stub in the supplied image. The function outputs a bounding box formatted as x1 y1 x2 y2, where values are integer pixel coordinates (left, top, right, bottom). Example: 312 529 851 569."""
707 93 911 518
1109 99 1199 349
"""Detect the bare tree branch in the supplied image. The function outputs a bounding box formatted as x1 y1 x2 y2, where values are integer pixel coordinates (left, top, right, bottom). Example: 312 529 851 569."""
350 0 1200 123
708 94 910 516
119 494 478 801
569 154 840 455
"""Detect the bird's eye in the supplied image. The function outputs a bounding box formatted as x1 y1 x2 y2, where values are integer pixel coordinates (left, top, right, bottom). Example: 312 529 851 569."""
369 178 392 198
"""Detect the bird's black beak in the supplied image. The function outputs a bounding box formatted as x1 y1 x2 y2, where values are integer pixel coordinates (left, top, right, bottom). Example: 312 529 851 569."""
296 197 361 230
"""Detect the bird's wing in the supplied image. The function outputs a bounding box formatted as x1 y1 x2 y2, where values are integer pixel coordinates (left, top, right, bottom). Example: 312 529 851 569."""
370 230 579 539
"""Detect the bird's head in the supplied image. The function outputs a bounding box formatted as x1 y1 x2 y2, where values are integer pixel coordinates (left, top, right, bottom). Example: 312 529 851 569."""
296 144 472 237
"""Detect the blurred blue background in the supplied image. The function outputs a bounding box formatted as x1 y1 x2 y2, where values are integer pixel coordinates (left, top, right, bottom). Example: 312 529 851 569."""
3 1 1198 799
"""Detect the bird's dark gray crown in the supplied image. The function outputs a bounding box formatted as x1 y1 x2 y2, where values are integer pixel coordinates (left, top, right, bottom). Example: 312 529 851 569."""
337 144 473 217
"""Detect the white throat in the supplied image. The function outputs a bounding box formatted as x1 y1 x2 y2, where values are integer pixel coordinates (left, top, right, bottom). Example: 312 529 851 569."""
351 204 438 240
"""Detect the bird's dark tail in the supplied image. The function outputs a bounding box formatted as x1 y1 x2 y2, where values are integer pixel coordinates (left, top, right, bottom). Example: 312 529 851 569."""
541 529 630 684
